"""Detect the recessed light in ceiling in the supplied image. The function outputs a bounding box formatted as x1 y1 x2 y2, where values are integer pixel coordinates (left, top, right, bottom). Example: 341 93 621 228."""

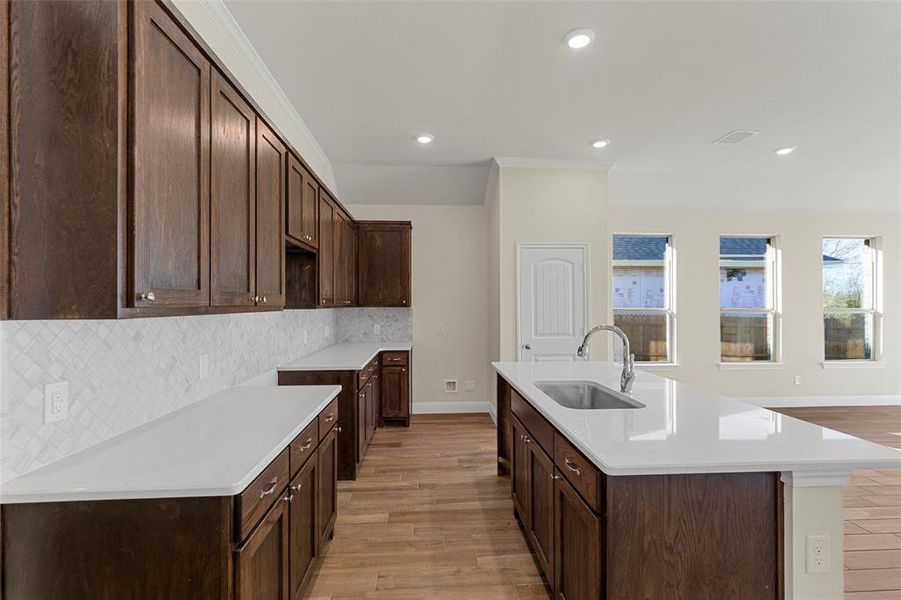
774 146 796 156
590 138 610 149
564 29 595 50
415 134 434 145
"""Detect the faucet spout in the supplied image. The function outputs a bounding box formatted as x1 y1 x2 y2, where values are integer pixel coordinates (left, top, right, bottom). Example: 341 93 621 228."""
576 325 636 394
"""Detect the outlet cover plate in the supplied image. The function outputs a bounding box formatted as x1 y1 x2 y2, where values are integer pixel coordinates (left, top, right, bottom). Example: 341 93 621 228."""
43 381 69 424
806 534 830 573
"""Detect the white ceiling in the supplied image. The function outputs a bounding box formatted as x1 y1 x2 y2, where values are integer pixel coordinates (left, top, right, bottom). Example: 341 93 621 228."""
225 1 901 210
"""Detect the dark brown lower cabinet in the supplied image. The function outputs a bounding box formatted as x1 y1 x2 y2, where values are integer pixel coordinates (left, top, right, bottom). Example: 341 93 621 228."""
380 360 410 426
554 474 602 600
511 417 530 521
318 426 338 546
288 449 319 599
512 416 555 585
235 491 291 600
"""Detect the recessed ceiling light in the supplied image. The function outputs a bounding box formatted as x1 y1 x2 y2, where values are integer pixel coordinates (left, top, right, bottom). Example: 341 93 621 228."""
590 138 610 149
415 134 434 145
774 146 796 156
564 29 595 50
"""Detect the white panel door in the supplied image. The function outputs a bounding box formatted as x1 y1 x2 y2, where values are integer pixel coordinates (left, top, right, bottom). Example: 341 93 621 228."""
518 245 588 361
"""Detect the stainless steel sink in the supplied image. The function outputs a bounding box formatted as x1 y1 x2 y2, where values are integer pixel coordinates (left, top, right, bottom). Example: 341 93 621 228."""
534 381 645 410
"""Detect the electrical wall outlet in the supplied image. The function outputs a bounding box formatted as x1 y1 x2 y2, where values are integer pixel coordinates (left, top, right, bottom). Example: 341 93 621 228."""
794 375 802 386
43 381 69 424
374 324 381 335
806 535 830 573
464 380 476 392
444 379 458 393
198 354 209 379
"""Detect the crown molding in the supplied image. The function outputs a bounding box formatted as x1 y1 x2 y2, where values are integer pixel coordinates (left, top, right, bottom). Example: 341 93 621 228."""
492 157 615 171
193 0 336 190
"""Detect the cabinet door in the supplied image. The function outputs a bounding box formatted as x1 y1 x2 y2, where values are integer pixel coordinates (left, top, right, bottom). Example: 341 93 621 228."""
380 365 408 419
288 448 319 599
255 119 286 308
334 210 350 305
318 426 338 546
554 473 602 600
511 418 530 524
357 223 412 306
369 371 380 437
528 439 555 583
347 220 357 304
357 381 369 462
286 155 318 248
210 71 255 307
318 193 335 306
235 490 290 600
131 0 210 308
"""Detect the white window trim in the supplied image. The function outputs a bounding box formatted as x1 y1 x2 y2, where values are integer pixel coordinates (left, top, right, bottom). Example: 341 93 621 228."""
718 235 782 364
611 234 677 365
822 236 883 363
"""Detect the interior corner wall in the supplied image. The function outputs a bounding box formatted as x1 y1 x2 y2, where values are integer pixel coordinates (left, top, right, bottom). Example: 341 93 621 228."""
487 167 502 411
609 206 901 398
346 204 490 408
492 166 611 366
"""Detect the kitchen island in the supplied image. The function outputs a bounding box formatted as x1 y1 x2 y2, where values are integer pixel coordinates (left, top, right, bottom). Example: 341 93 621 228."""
494 360 901 600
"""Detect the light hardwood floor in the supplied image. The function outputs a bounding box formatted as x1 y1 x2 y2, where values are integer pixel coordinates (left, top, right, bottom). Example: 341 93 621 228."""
302 414 549 599
776 406 901 599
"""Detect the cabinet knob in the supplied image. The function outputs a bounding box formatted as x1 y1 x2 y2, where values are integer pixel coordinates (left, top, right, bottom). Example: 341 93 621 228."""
283 494 294 503
252 295 260 303
262 296 268 304
402 300 407 304
139 292 156 302
336 426 342 433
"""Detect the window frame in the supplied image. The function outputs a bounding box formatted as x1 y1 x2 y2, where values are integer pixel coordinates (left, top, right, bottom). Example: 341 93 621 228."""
822 236 883 363
718 235 782 365
611 233 677 365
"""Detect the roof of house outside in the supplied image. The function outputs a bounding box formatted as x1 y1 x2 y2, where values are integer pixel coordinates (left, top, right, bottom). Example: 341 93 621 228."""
612 235 842 262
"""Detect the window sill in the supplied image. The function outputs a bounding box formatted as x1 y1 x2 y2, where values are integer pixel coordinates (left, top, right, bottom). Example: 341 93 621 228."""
717 362 785 371
819 361 884 370
636 362 680 369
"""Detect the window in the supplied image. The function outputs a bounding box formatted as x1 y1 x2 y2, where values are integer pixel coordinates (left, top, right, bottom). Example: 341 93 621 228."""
822 237 881 361
719 236 780 362
612 235 675 363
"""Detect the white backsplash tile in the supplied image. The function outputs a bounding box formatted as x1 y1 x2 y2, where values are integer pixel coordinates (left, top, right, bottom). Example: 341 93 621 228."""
337 308 413 343
0 309 337 483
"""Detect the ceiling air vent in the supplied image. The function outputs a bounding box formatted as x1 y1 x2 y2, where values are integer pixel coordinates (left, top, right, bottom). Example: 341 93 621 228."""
713 130 759 144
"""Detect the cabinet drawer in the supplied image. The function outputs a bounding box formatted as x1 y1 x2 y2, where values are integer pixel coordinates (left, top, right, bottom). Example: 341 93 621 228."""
358 356 379 386
235 448 290 541
318 399 339 441
289 420 318 477
510 390 553 454
553 432 603 513
381 351 408 366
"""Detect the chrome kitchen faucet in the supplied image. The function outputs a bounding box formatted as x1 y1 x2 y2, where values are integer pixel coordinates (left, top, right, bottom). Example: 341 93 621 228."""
576 325 636 394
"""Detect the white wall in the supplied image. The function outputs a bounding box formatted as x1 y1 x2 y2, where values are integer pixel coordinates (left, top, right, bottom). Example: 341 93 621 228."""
347 204 490 409
494 165 610 363
610 207 901 398
171 0 335 189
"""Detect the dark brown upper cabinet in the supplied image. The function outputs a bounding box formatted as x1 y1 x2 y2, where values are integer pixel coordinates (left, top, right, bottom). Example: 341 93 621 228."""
357 221 411 307
286 154 319 250
335 210 357 306
317 192 336 306
131 0 210 309
210 71 256 307
255 120 287 308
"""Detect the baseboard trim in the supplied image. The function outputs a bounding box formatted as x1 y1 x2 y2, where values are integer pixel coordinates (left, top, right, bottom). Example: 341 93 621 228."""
412 401 492 415
741 395 901 408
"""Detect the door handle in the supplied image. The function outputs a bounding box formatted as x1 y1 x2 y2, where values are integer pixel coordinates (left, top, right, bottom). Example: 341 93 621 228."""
523 344 532 350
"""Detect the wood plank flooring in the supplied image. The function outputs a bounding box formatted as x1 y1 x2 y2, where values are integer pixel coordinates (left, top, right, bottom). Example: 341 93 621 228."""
775 406 901 598
301 414 549 599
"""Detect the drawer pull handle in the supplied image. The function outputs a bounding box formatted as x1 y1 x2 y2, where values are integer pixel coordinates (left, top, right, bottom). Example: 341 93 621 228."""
283 494 294 503
300 439 313 451
260 478 279 498
291 483 303 492
324 413 336 422
564 458 582 476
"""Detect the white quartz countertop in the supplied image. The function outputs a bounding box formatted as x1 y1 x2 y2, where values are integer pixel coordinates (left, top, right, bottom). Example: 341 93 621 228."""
0 385 341 504
279 342 412 372
493 361 901 477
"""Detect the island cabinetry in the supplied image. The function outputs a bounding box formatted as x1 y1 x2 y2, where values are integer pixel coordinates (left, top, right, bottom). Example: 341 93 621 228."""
0 399 339 599
500 378 781 600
